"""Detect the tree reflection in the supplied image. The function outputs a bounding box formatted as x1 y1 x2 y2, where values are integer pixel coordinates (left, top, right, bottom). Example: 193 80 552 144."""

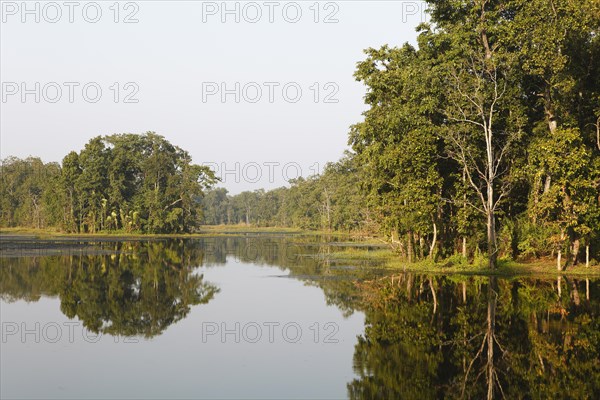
2 236 599 398
460 277 501 400
0 235 370 337
350 274 600 399
0 235 368 336
0 240 218 338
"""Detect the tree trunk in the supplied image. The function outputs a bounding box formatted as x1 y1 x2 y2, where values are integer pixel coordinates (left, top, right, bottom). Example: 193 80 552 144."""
557 231 565 271
586 245 590 268
430 221 437 260
407 231 414 263
572 239 580 266
595 115 600 151
486 209 497 270
486 125 497 270
391 229 399 244
324 189 331 232
462 167 468 256
69 189 75 231
532 175 541 223
544 175 552 193
544 86 557 134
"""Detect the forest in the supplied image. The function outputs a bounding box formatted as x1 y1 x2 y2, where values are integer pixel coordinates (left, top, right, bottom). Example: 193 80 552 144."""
0 133 217 234
1 0 599 270
202 0 600 270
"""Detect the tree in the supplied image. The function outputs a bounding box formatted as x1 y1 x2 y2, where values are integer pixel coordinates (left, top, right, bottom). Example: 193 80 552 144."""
202 188 230 225
528 128 598 270
61 151 82 232
351 44 445 261
76 137 109 233
508 0 600 268
0 157 61 229
423 0 527 269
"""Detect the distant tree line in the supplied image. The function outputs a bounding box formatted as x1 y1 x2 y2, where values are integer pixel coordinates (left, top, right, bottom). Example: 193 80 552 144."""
0 133 216 233
203 0 600 269
201 153 373 232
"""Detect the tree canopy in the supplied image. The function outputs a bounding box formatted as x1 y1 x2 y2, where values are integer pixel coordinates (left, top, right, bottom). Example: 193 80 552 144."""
1 133 217 234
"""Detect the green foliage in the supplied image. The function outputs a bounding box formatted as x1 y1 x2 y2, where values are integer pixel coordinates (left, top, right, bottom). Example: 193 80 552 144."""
344 0 600 267
350 44 445 259
199 2 600 264
0 157 62 229
0 133 216 234
202 153 370 232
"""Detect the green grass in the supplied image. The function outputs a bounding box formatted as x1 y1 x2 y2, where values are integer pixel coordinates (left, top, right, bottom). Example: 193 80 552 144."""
199 224 303 233
0 225 375 240
327 248 397 263
325 247 600 277
386 257 600 277
0 225 306 239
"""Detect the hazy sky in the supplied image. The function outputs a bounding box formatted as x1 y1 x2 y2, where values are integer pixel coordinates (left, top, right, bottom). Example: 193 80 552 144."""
1 0 428 193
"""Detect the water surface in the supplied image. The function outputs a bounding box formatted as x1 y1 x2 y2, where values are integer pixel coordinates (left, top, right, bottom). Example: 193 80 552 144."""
1 235 598 399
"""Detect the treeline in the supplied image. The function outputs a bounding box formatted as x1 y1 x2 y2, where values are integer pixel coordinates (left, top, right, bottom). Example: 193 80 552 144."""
201 154 372 232
205 0 600 269
0 133 216 233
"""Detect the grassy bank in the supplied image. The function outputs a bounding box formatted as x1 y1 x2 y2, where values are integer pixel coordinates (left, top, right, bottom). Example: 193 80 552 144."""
327 247 600 277
2 226 598 277
0 225 373 241
0 225 306 239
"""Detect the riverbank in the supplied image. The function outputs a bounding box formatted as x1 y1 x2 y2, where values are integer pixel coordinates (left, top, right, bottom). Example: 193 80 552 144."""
328 247 600 277
0 225 308 239
2 226 598 277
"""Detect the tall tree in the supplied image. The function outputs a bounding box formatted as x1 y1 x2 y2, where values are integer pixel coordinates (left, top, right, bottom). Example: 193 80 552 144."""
351 44 445 261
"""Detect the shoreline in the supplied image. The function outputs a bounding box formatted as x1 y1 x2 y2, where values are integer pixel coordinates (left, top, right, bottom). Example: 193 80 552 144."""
0 226 311 239
1 226 599 278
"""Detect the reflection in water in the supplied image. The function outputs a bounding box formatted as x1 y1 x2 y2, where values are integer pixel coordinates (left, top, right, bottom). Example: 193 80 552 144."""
0 236 373 337
0 240 218 337
350 274 600 399
1 236 599 398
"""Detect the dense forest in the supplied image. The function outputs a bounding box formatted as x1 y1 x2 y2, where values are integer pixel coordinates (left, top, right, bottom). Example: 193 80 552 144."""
202 0 600 269
0 133 216 233
2 0 600 270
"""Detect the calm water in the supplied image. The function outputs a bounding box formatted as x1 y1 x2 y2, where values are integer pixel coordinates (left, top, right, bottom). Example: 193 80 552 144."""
1 235 599 399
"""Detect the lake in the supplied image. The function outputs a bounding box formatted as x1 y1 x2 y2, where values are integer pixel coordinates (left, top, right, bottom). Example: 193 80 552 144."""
1 235 599 399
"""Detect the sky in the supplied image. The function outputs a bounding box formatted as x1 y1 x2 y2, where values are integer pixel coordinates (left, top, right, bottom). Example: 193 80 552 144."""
1 0 428 194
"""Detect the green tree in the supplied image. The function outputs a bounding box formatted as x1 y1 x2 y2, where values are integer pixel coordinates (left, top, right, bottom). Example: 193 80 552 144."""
350 44 444 261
